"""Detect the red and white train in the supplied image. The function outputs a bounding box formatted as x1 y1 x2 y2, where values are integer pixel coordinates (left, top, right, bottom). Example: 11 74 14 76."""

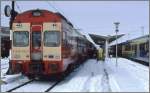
7 9 96 79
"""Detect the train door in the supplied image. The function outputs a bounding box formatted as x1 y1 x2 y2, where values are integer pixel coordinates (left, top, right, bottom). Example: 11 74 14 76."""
31 25 42 61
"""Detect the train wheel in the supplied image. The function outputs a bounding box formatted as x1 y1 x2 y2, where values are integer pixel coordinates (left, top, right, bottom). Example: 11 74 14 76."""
52 73 65 81
27 75 35 80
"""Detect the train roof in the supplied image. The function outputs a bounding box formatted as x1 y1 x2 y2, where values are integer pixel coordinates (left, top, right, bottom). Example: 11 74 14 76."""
17 9 53 16
129 34 149 44
110 34 149 46
55 12 73 27
129 34 149 41
14 9 73 27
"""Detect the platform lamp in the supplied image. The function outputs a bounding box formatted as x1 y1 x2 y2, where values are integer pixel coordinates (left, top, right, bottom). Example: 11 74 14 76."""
114 22 120 67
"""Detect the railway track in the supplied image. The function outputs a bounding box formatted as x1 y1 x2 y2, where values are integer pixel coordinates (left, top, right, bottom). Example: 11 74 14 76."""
4 61 84 92
125 57 149 66
44 79 64 92
5 78 64 92
6 79 35 92
44 67 77 92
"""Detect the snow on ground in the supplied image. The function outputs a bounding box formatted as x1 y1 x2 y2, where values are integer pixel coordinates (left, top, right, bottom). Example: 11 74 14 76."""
51 58 149 92
1 57 9 65
13 81 55 92
1 74 29 92
51 59 106 92
105 58 149 92
1 57 9 79
0 57 149 92
0 57 30 92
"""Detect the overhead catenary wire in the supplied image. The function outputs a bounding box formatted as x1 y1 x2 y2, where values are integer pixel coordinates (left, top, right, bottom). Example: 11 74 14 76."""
46 1 59 13
46 1 94 43
46 1 71 23
45 1 91 42
16 2 22 13
45 1 80 29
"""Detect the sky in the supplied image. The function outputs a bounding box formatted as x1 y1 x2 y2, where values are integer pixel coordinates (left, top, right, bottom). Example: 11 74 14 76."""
1 1 149 44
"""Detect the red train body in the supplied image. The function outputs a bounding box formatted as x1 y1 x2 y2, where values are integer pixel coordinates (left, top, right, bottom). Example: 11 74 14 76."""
8 9 95 78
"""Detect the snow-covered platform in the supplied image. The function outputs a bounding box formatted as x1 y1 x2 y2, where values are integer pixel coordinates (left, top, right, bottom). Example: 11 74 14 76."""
50 58 149 92
104 58 149 92
1 57 149 92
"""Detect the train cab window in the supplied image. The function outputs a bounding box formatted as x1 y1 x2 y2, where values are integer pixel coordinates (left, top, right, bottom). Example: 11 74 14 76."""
32 31 41 47
44 31 60 47
13 31 29 47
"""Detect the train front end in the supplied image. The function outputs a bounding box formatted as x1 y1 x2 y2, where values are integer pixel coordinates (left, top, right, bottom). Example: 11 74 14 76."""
8 10 63 77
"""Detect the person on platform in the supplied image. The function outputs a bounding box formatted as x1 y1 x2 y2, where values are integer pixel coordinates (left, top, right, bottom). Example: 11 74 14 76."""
97 46 105 61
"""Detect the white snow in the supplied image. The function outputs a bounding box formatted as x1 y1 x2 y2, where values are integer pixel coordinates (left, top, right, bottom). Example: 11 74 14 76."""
50 58 149 92
1 57 9 78
1 57 30 92
1 57 149 92
13 81 56 92
51 59 105 92
105 58 149 92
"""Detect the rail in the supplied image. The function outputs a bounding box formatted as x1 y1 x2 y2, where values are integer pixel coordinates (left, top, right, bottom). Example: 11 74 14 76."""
6 79 35 92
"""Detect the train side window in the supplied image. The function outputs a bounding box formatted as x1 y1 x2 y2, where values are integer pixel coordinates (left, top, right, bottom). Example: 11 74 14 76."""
13 31 29 47
44 31 60 47
62 31 67 46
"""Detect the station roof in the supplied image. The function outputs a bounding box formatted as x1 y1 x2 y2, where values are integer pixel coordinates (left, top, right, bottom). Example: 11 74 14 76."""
89 34 124 45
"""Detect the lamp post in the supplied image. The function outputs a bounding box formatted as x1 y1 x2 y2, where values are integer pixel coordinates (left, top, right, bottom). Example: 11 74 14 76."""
114 22 120 67
105 35 110 60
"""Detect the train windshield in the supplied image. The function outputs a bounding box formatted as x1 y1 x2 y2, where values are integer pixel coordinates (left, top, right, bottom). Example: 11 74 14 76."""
44 31 60 47
13 31 29 47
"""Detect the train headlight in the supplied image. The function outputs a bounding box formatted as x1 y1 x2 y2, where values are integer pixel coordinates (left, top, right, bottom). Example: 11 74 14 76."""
26 55 29 58
48 55 54 58
55 55 60 59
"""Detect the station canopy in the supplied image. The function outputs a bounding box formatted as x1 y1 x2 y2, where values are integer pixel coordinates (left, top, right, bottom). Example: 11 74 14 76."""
89 34 124 45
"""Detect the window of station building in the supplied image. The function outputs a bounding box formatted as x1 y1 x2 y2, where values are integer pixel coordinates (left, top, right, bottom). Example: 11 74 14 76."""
145 42 149 51
13 31 29 47
131 44 137 51
140 43 146 51
44 31 60 47
125 44 131 51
